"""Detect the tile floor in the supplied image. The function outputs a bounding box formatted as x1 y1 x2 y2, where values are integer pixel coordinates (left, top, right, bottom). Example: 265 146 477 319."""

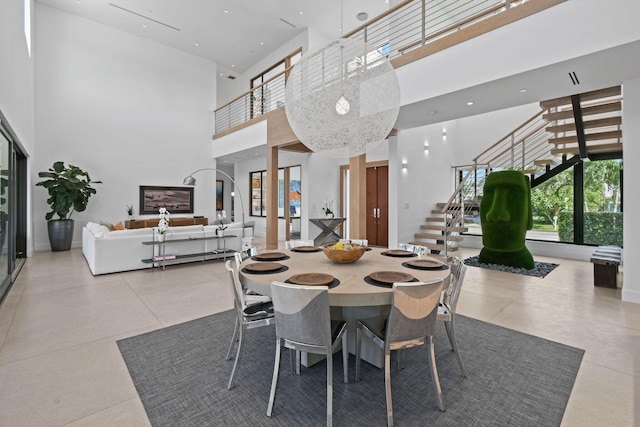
0 244 637 426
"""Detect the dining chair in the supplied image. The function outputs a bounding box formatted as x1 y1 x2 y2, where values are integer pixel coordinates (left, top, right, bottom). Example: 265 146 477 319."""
355 279 445 426
232 251 271 303
267 281 348 426
224 261 275 390
226 252 272 364
410 244 429 256
285 239 315 249
438 257 468 377
398 243 415 252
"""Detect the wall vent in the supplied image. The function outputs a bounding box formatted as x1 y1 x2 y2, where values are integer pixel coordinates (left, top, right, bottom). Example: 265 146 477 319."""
227 75 236 80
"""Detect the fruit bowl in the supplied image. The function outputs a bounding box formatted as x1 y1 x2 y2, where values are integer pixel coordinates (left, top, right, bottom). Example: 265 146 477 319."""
322 242 366 264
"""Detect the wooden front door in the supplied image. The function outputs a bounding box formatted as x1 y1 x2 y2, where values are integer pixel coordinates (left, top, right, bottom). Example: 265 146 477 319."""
366 165 388 246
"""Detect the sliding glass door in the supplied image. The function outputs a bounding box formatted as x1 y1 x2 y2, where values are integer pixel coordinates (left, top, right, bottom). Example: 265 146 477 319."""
0 111 27 302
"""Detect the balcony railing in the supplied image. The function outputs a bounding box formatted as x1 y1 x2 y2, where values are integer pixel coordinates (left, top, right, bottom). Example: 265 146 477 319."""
214 0 531 135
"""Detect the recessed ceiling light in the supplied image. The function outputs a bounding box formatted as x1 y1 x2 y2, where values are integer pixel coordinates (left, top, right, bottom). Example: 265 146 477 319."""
357 12 368 21
299 11 303 15
142 24 147 28
224 9 229 14
219 73 224 76
260 42 264 46
231 64 235 68
466 101 474 106
194 43 199 47
519 88 527 93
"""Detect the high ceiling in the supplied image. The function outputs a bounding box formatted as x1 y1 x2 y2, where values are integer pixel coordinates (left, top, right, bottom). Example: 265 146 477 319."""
36 0 389 79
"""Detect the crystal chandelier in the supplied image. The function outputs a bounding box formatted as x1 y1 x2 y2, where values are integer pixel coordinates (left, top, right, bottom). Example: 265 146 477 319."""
285 38 400 158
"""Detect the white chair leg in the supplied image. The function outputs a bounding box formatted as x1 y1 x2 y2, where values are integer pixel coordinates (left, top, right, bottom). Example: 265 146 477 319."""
427 336 445 412
227 326 245 390
445 318 467 377
384 349 394 427
267 338 282 417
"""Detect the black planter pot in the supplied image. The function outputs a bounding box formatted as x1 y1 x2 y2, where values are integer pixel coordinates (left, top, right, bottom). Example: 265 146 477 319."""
47 219 74 251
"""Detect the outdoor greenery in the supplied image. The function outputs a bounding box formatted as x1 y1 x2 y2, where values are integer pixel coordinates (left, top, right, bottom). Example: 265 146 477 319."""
557 211 623 246
530 160 622 242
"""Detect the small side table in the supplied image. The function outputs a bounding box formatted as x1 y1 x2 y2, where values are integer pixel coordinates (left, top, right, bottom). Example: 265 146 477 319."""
309 217 346 246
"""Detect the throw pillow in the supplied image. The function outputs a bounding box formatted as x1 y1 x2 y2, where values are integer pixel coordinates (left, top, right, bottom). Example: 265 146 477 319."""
110 221 125 231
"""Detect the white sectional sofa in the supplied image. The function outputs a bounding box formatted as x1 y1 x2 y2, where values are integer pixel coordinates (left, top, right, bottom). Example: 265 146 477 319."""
82 221 251 275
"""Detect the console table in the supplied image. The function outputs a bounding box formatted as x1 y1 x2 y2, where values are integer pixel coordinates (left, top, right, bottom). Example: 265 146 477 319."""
126 217 208 229
309 217 346 246
141 233 235 270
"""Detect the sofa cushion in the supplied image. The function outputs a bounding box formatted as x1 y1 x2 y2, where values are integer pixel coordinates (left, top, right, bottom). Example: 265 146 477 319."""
86 222 110 238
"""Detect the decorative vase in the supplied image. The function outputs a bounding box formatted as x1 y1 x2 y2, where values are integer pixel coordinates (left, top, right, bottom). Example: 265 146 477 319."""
217 228 225 238
47 219 74 251
157 233 165 243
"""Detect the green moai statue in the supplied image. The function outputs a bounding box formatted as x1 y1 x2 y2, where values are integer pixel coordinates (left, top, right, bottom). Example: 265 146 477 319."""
478 170 535 269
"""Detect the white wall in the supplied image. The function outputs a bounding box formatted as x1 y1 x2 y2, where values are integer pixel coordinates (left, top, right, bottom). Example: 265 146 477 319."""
0 0 35 255
622 78 640 303
0 0 35 156
33 5 218 251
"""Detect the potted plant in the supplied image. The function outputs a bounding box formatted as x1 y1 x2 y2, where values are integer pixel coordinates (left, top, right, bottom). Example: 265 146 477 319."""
36 161 102 251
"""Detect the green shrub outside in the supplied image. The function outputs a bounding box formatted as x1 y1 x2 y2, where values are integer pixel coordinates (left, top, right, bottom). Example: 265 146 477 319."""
557 211 623 246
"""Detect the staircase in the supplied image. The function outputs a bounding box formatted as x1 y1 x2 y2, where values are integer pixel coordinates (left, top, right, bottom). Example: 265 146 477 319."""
410 86 623 260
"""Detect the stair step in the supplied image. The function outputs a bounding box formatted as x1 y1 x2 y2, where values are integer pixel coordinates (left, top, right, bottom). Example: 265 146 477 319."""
546 116 621 134
534 159 555 166
425 217 465 225
414 233 463 242
551 142 623 156
539 86 621 109
542 101 621 121
420 224 466 232
548 130 622 145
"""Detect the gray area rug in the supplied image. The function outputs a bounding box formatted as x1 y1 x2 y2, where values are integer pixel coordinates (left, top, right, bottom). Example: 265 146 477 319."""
464 256 559 278
117 310 583 427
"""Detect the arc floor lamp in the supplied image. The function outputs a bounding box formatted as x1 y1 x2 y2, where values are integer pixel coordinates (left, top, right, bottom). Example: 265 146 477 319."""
182 168 246 238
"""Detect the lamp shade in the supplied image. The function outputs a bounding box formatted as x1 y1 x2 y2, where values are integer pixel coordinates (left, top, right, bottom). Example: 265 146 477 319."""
285 38 400 158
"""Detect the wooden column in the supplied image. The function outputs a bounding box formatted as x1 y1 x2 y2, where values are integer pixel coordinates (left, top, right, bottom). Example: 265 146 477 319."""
266 146 279 249
349 154 367 239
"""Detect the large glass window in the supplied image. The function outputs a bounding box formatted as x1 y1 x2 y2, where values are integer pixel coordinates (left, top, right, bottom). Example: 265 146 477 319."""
250 165 301 218
250 49 301 118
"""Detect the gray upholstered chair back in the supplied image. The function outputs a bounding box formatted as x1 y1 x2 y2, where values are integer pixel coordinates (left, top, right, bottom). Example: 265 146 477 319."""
270 282 332 347
442 257 467 312
386 279 443 345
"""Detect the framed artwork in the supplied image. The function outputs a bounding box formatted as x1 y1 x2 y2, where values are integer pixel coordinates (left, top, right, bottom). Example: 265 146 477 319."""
139 186 194 215
216 180 224 210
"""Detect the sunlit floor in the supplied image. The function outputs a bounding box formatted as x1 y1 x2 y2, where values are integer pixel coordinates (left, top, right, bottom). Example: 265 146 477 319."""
0 243 637 426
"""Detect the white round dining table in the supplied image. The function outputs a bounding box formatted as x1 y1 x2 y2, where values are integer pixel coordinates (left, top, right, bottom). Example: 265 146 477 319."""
239 246 450 307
